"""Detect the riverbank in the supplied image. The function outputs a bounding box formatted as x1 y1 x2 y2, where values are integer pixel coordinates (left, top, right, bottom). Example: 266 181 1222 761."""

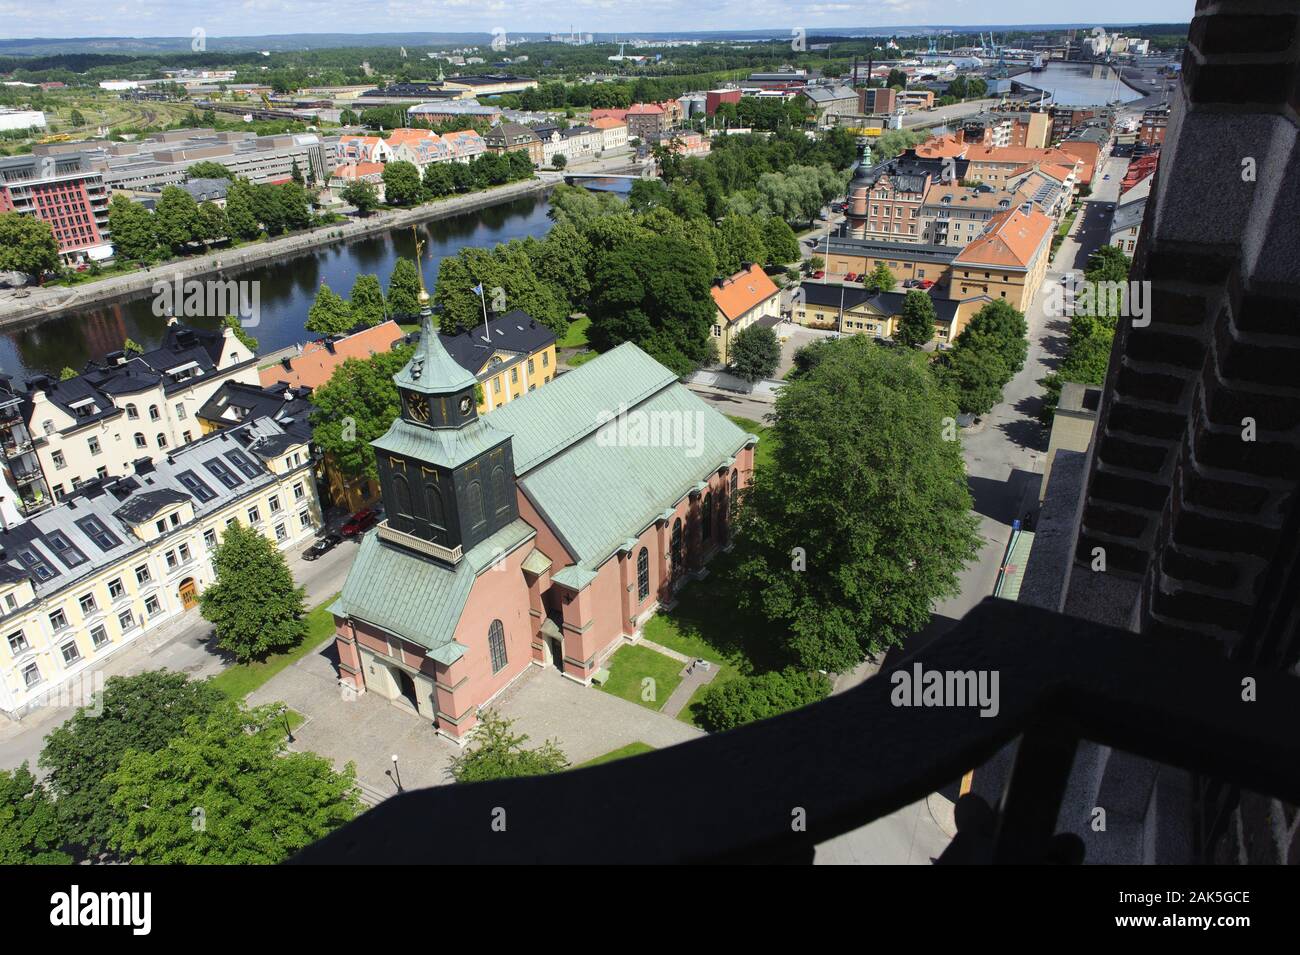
0 177 551 330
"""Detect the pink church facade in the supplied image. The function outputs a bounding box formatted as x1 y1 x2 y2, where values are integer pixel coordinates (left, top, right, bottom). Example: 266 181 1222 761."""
330 328 756 744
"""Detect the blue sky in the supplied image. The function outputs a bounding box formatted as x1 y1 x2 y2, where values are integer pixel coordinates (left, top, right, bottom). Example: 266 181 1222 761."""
0 1 1197 41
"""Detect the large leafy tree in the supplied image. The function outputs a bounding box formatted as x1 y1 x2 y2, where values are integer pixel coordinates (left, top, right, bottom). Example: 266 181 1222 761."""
934 342 1009 416
761 217 801 265
199 522 308 663
154 185 200 253
711 214 768 277
587 232 716 376
386 258 423 319
306 282 354 337
349 273 387 327
194 201 228 248
897 290 937 347
865 261 897 293
434 243 569 336
106 704 360 864
450 710 568 783
382 160 424 206
310 347 412 481
958 299 1028 379
39 671 229 860
186 160 233 181
106 195 160 263
0 213 60 278
729 323 781 382
0 764 70 864
731 337 981 670
340 178 379 214
225 178 261 239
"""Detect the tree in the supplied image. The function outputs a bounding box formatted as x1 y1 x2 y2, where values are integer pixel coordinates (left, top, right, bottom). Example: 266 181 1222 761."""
306 283 354 337
958 299 1028 380
788 337 836 380
199 522 308 663
69 109 86 127
729 324 781 382
386 258 423 319
223 315 259 353
186 161 233 181
154 185 200 253
0 764 70 864
865 261 897 293
310 347 412 481
122 338 144 355
340 178 379 214
897 290 937 347
0 212 60 277
422 163 455 199
349 273 387 327
934 342 1009 416
712 215 767 277
39 671 229 860
290 159 305 185
696 669 832 732
194 201 228 248
59 366 78 381
382 160 423 206
224 178 261 240
449 710 568 783
587 232 717 376
551 153 567 170
761 217 801 265
106 195 160 263
731 337 981 671
106 703 360 864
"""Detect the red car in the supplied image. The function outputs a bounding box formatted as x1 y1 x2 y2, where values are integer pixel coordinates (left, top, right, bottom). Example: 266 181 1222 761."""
812 270 825 279
918 280 935 289
342 507 381 537
844 272 858 282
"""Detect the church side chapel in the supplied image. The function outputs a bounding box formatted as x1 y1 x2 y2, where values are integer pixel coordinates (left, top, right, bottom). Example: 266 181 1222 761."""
330 284 757 743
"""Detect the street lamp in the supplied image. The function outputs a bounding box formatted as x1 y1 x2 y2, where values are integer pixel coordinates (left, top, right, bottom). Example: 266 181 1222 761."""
282 707 295 743
391 753 403 793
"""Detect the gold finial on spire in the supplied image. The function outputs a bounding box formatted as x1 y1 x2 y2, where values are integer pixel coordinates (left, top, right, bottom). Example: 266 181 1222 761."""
411 225 430 306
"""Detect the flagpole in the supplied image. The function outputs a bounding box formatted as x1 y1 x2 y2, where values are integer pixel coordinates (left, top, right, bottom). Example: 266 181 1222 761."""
479 286 490 342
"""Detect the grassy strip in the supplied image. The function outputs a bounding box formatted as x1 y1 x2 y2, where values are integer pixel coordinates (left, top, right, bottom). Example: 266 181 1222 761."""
597 644 684 712
209 595 340 700
574 742 655 767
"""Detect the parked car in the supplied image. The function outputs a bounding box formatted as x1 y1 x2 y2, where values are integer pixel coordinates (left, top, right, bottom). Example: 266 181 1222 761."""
845 272 858 282
812 270 825 279
342 508 380 538
302 532 343 561
918 280 935 289
902 278 921 288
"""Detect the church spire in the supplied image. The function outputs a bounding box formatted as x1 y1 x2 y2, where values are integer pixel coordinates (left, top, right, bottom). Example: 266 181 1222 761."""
392 229 478 398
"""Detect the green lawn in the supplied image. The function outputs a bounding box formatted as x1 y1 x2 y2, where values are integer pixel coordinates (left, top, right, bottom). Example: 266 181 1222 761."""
575 741 655 767
726 415 775 475
558 315 591 349
597 644 684 711
209 596 340 701
565 348 600 368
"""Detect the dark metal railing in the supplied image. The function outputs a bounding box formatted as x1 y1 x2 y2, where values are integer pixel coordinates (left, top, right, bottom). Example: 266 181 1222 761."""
289 598 1300 865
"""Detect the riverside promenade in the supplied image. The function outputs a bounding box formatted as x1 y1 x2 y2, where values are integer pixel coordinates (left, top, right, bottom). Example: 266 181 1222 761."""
0 177 550 329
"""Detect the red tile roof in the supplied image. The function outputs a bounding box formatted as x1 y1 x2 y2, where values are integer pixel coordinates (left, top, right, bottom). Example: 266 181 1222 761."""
259 321 406 390
710 263 779 323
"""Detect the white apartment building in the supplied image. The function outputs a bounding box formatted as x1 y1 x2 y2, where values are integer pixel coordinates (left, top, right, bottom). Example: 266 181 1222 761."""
17 320 259 513
0 416 321 717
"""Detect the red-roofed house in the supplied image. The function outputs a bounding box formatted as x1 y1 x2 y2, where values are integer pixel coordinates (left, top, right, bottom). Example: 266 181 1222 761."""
951 205 1054 313
709 263 780 365
627 103 669 141
328 161 387 203
261 320 407 391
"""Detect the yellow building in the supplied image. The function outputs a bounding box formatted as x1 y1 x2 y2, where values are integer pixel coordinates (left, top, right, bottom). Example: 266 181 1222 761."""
948 205 1055 313
793 282 992 344
0 416 322 717
438 311 558 414
709 263 781 365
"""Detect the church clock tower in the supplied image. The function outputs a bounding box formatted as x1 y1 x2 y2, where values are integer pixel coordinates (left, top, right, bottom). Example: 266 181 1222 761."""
370 261 517 561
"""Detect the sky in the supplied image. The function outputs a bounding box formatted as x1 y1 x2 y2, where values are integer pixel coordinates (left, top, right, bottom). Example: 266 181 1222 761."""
0 1 1198 41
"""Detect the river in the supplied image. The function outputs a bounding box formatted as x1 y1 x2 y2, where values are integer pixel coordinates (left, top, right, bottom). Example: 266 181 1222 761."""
0 177 628 382
1016 62 1145 107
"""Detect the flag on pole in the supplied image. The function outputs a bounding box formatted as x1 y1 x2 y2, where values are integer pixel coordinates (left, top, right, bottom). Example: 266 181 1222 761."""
471 284 484 296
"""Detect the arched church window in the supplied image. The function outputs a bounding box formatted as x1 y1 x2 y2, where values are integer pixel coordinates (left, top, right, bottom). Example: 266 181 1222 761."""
488 619 507 673
637 547 650 602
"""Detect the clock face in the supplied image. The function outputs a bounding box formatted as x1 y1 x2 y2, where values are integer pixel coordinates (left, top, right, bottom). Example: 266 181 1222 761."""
459 395 473 415
407 394 431 422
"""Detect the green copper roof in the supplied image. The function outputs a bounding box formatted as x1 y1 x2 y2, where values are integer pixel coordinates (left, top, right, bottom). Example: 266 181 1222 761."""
392 312 478 395
519 381 749 574
334 518 536 656
372 416 508 470
487 342 679 474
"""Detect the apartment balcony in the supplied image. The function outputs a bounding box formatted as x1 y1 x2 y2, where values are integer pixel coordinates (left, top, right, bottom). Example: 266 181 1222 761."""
289 598 1300 864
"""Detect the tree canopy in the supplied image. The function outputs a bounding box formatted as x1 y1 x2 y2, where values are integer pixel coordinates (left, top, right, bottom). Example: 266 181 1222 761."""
199 522 308 663
449 710 569 783
731 336 981 670
310 346 412 481
0 212 60 277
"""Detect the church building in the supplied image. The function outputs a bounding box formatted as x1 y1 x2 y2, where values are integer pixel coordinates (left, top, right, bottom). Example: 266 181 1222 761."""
330 304 756 743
